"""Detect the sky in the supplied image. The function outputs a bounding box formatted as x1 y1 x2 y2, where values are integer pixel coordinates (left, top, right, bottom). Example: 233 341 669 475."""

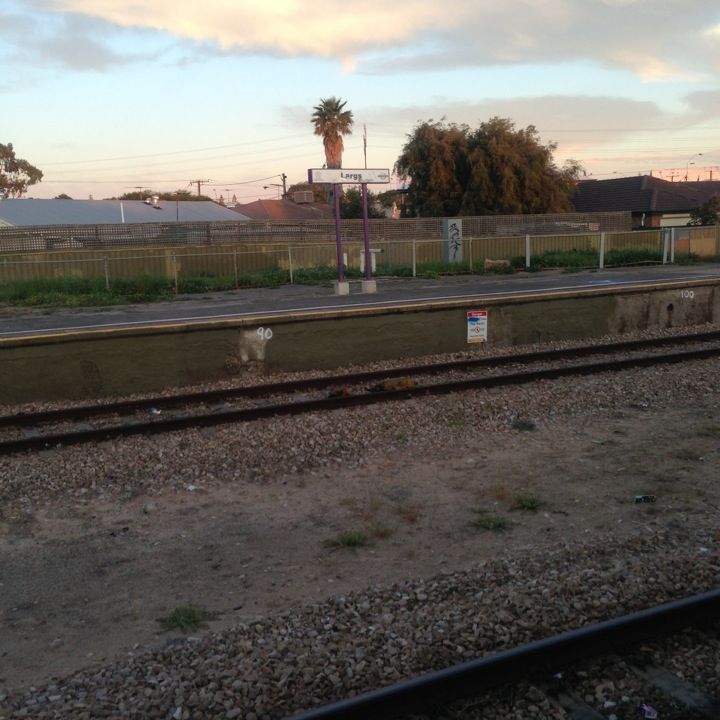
2 0 720 202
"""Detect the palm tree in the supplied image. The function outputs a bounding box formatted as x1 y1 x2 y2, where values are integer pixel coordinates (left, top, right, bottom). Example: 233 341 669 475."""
311 97 354 169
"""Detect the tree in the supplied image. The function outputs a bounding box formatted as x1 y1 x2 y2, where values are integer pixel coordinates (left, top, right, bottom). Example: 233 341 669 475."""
688 195 720 225
394 120 470 217
53 193 72 200
394 117 583 217
116 189 213 201
0 143 43 198
311 97 354 169
340 188 385 219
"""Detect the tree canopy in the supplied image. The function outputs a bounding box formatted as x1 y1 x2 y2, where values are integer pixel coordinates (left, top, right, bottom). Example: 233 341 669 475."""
688 195 720 226
394 117 583 217
116 190 213 201
340 188 386 219
311 97 354 169
0 143 43 198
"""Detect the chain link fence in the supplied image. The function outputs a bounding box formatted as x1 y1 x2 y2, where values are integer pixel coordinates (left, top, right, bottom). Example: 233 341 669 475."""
1 224 717 290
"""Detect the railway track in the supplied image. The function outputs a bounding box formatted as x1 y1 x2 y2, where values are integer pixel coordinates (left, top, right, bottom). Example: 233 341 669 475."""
2 330 720 456
289 590 720 720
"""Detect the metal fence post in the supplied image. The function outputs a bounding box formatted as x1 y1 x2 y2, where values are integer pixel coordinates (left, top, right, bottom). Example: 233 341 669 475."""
103 256 110 290
599 232 606 269
288 247 294 284
233 249 239 288
525 234 531 268
467 237 473 270
172 252 178 293
412 238 417 278
662 230 669 264
670 228 676 263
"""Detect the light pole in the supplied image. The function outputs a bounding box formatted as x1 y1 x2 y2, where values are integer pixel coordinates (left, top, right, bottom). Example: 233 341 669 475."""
263 183 283 199
685 153 703 181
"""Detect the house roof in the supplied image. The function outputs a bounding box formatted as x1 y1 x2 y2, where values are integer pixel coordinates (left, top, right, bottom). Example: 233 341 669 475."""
232 199 333 221
572 176 720 214
0 199 249 227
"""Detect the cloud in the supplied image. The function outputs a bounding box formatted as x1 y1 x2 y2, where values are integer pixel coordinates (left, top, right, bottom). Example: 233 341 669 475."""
33 0 719 82
42 0 458 59
1 3 163 72
282 94 671 163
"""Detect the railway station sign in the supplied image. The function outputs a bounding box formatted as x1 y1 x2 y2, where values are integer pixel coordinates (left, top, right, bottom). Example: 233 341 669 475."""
467 310 488 344
307 168 391 184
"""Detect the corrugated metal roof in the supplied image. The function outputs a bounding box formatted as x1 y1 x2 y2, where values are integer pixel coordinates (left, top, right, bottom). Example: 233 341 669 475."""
0 199 250 226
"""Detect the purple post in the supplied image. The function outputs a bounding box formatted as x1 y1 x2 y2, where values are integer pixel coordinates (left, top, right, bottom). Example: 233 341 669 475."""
361 183 372 280
333 183 344 282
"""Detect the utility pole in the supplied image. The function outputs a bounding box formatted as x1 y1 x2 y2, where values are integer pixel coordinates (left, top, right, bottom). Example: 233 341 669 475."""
363 124 367 169
190 179 211 197
281 173 287 199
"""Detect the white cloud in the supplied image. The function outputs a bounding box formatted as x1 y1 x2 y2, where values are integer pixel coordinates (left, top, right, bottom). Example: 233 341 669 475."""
33 0 717 83
45 0 460 57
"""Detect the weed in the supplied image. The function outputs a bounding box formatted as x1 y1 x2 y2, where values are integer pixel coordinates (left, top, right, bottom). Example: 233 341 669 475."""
324 530 371 548
512 493 542 512
369 523 394 540
699 425 720 437
396 504 422 524
472 510 509 531
447 412 467 428
328 443 345 456
491 486 512 504
157 605 217 632
510 418 536 432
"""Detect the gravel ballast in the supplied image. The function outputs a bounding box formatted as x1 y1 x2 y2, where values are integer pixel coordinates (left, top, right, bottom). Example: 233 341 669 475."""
1 324 720 718
1 528 718 719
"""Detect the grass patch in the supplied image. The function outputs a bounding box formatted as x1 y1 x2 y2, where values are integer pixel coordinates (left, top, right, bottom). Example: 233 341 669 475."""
605 248 664 266
368 523 394 540
292 266 362 284
395 503 422 524
512 493 542 512
324 530 371 548
157 605 217 632
446 412 468 428
699 424 720 437
472 510 509 531
0 275 173 307
1 246 705 309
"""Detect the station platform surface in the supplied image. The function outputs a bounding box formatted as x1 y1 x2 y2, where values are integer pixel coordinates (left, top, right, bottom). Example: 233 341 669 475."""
2 264 720 339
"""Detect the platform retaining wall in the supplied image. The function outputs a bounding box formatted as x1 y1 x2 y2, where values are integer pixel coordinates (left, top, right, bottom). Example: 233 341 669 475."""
1 280 717 404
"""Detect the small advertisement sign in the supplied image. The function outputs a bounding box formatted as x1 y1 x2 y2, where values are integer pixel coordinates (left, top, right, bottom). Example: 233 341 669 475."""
467 310 488 344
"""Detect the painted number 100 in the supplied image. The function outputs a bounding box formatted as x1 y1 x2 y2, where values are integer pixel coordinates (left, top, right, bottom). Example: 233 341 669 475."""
680 290 695 299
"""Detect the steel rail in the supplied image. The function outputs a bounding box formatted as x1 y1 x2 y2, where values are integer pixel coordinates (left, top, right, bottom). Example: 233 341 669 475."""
2 329 720 429
0 344 718 456
287 589 720 720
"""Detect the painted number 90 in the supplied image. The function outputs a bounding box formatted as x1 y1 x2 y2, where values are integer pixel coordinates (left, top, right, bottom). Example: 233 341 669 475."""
256 327 273 340
680 290 695 300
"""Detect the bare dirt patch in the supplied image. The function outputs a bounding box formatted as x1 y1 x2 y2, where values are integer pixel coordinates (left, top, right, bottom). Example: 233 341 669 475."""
1 395 718 692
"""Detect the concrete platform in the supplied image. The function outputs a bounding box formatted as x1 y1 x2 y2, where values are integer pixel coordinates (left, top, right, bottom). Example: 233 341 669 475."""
2 266 720 404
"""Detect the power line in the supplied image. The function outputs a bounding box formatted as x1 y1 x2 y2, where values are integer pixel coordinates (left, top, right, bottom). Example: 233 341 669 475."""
38 133 310 166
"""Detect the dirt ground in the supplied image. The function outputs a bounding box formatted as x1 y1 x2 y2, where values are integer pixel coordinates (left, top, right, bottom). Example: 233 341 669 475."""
1 398 719 692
